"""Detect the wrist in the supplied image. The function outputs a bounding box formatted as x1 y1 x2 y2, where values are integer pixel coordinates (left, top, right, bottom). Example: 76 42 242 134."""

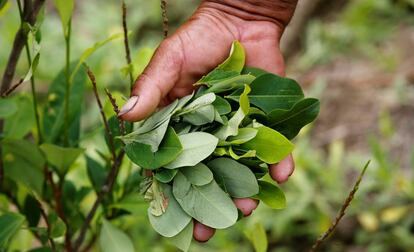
201 0 298 31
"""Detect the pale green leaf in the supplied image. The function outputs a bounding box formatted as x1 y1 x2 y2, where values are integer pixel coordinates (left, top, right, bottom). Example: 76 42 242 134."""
244 222 268 252
154 169 178 183
219 128 258 146
228 147 256 160
145 179 168 216
207 158 259 198
53 0 74 35
148 184 191 237
0 98 17 118
164 132 218 169
166 221 193 252
179 163 213 186
212 96 231 115
217 41 245 72
99 219 135 252
4 95 35 139
173 173 237 229
182 105 215 126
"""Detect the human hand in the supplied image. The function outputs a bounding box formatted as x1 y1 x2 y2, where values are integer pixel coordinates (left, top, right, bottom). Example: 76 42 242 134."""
119 0 297 242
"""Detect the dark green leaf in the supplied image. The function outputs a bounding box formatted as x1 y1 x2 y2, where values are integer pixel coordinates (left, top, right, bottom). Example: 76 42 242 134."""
125 127 182 169
43 61 86 146
0 98 17 118
48 212 66 238
0 213 25 248
3 95 35 139
86 156 107 192
242 67 268 77
106 116 132 151
227 73 304 113
22 195 41 227
99 219 135 252
148 184 192 237
207 158 259 198
154 169 178 183
268 98 320 139
2 139 45 195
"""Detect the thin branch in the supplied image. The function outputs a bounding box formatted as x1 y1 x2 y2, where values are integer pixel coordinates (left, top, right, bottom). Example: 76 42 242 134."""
85 65 117 161
161 0 168 38
309 161 370 252
121 1 134 90
0 0 45 93
35 199 57 251
105 88 126 135
0 78 25 97
80 233 98 252
72 66 126 251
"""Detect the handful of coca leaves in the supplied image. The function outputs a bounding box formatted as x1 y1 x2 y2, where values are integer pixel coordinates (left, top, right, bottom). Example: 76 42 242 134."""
120 41 320 251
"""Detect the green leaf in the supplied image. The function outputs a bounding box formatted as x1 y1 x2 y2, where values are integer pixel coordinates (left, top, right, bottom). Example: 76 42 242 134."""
166 220 193 252
215 85 251 140
268 98 320 139
3 95 35 139
110 193 146 215
70 33 123 82
40 143 83 175
148 184 191 237
219 128 258 146
178 93 216 115
43 61 86 146
0 98 17 118
154 169 178 183
241 126 294 164
52 0 74 35
99 219 135 252
182 105 215 126
179 163 214 186
106 116 132 151
125 127 182 169
244 222 268 252
195 70 239 87
255 181 286 209
242 67 268 77
145 179 168 216
227 73 304 113
228 147 256 160
164 132 218 169
173 173 238 229
207 158 259 198
48 212 66 238
86 156 107 192
212 96 231 115
0 213 25 248
122 118 170 152
217 41 245 72
206 74 255 93
2 139 45 195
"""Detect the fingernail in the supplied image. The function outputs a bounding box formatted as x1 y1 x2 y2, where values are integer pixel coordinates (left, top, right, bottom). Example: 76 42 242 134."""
118 95 139 116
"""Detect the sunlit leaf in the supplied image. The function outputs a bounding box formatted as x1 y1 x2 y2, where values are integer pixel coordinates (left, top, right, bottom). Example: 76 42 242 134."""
99 219 134 252
0 213 25 248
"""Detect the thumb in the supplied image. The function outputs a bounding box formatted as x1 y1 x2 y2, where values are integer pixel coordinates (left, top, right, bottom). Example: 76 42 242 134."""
119 38 183 121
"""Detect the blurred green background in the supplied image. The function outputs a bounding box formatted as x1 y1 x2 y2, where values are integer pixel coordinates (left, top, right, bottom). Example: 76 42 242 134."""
1 0 414 251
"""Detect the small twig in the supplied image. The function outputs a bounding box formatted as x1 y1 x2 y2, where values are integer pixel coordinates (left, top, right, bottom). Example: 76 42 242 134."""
35 199 57 251
79 232 98 252
45 168 72 252
0 78 24 97
72 67 126 251
309 161 370 252
121 0 134 91
85 65 117 161
105 88 126 136
72 151 124 251
161 0 168 38
0 0 44 93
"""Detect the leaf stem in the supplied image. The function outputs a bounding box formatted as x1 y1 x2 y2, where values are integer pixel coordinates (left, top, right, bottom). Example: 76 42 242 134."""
63 21 72 146
121 1 133 92
16 0 43 144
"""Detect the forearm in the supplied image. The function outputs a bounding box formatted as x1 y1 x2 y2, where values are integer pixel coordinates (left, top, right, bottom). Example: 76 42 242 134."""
202 0 298 30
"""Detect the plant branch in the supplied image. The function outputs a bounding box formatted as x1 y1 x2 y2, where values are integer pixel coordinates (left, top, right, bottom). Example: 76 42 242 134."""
72 66 126 251
35 199 57 251
121 1 134 91
85 65 117 161
15 0 42 143
309 161 370 252
0 0 45 93
105 88 126 135
161 0 168 38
